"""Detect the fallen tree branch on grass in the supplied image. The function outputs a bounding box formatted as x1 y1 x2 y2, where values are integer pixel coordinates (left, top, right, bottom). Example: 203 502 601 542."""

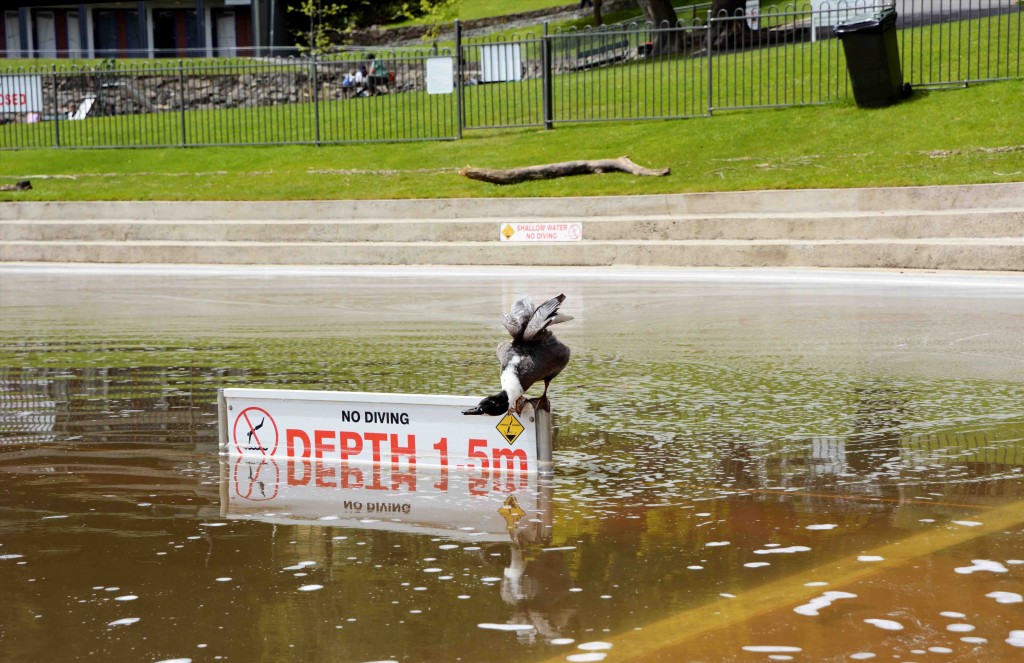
460 157 669 185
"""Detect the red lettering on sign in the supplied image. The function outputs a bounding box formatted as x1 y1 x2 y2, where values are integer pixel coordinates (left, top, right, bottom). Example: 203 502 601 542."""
468 438 490 469
339 431 363 460
314 429 336 459
286 429 311 458
392 434 416 466
432 437 448 467
366 431 387 464
492 447 529 473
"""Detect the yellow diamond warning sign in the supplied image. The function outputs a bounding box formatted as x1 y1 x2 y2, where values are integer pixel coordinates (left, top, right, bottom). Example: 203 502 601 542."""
496 412 525 445
502 224 516 239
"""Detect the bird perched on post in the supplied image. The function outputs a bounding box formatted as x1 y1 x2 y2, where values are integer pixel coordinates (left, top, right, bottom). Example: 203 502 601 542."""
463 294 572 416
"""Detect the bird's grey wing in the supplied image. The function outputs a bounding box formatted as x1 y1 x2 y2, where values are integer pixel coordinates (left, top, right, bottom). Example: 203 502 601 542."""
522 294 567 341
501 312 522 339
496 341 514 372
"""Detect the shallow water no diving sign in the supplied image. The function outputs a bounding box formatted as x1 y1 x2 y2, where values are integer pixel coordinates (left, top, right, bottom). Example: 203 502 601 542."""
218 388 552 473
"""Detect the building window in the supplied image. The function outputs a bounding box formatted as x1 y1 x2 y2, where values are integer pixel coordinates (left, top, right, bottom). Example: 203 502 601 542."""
93 10 141 58
153 9 200 58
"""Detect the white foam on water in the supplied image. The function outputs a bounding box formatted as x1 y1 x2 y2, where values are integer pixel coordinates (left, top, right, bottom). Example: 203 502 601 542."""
864 618 903 631
741 646 802 653
550 638 575 646
720 593 736 599
0 554 24 560
215 577 232 582
481 577 501 583
927 647 953 653
1007 559 1024 565
566 654 605 663
793 591 857 616
960 636 987 644
754 546 811 555
154 659 192 663
947 623 975 632
849 654 876 660
42 515 69 520
1007 630 1024 648
297 584 323 591
858 555 885 562
114 595 138 601
767 656 793 661
457 595 470 599
423 568 442 573
577 642 612 651
477 623 535 631
986 591 1023 604
744 562 771 568
940 611 966 618
108 617 140 627
706 541 730 547
804 581 828 587
805 524 837 530
952 520 983 527
438 544 459 550
199 523 227 527
955 559 1008 574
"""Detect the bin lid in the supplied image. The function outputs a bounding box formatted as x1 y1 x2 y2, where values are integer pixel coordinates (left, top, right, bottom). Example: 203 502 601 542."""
834 7 897 34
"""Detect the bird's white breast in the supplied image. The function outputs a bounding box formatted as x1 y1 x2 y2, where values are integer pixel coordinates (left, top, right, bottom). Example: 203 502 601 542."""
500 356 524 403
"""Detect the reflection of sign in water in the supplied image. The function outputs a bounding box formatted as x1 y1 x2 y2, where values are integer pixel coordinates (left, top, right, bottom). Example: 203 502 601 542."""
496 412 525 445
219 388 551 471
233 457 280 501
220 455 551 544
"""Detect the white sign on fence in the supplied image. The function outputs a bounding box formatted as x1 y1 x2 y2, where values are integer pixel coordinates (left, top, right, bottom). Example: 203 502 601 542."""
746 0 761 30
218 388 550 473
500 222 583 242
0 75 44 113
425 56 454 95
480 43 522 83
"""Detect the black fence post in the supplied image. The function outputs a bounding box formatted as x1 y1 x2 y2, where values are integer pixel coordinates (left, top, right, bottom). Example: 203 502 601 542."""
178 60 187 147
706 10 714 117
311 53 321 146
51 65 60 148
454 19 464 139
542 22 553 130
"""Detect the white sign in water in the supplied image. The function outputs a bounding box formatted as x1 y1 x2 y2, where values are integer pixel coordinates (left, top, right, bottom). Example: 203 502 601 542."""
218 388 550 472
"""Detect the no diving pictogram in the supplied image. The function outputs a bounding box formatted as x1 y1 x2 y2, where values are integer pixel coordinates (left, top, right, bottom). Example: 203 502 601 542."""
233 406 279 456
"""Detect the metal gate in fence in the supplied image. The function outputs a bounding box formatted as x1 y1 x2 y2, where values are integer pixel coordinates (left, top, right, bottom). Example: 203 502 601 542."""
1 0 1020 150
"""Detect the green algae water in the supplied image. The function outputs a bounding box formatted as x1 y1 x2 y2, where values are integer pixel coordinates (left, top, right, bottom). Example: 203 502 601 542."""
2 267 1023 663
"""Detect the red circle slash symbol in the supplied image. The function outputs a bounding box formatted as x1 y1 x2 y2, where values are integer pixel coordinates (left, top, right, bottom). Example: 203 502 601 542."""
232 407 279 456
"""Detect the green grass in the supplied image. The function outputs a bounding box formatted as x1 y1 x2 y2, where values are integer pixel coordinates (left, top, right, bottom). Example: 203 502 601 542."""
2 78 1021 201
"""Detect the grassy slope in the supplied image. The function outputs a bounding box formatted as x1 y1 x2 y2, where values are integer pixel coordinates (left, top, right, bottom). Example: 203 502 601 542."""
1 79 1021 201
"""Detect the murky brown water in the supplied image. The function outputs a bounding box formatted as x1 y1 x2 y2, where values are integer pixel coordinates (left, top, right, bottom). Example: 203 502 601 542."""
2 267 1023 663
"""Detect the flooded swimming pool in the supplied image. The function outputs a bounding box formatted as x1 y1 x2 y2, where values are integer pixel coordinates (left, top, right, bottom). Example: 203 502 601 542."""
2 267 1022 663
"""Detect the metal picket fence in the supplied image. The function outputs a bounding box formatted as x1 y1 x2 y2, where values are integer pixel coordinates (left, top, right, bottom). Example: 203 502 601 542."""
1 0 1020 150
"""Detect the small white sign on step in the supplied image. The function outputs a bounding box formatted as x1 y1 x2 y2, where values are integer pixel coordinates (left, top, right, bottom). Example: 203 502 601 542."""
500 222 583 242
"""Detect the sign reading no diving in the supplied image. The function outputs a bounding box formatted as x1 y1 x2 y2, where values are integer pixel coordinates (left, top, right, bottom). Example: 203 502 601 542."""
233 406 279 456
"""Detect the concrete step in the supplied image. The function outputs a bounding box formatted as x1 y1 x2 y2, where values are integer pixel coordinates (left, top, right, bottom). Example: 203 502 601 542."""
2 182 1022 221
3 238 1022 271
2 210 1021 243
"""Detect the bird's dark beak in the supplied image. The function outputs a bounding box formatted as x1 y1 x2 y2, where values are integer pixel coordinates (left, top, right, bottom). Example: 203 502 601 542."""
462 405 486 415
462 391 509 416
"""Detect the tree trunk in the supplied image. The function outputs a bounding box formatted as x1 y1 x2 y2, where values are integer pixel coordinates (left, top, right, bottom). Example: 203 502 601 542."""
460 157 669 185
710 0 749 49
593 0 603 27
634 0 680 54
